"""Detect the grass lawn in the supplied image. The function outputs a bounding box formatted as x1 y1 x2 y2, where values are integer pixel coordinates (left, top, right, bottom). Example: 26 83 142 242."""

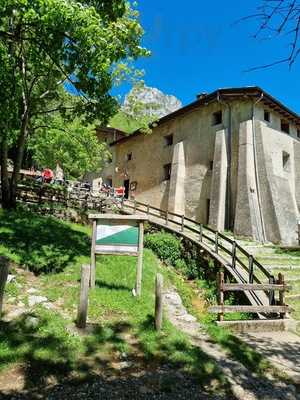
0 207 290 394
0 208 231 395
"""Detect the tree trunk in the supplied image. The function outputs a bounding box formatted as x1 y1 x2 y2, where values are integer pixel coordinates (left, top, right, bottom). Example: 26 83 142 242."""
0 133 11 209
9 115 29 209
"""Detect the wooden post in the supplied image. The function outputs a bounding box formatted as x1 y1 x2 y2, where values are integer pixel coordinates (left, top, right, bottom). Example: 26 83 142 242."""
134 200 137 213
218 271 224 322
0 257 9 316
76 264 90 329
165 210 169 226
215 232 219 254
248 255 254 283
90 219 97 288
147 204 150 216
181 215 185 232
232 241 237 269
135 221 144 296
278 273 286 319
155 273 163 331
269 276 275 305
199 224 203 242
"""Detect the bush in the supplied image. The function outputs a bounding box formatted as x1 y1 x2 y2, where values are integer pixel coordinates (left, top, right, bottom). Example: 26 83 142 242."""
144 232 182 266
145 231 220 282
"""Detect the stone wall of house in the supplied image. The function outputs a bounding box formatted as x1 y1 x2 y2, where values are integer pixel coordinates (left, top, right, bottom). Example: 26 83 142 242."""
111 98 300 245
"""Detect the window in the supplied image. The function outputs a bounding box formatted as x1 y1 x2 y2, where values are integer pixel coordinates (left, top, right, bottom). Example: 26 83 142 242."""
163 163 172 181
126 152 132 161
282 151 290 172
209 160 214 171
164 134 173 146
297 129 300 139
281 120 290 134
212 110 222 126
264 110 270 122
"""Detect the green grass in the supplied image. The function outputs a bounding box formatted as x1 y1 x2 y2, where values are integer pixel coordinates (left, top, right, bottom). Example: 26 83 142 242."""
0 208 231 394
0 207 291 393
0 207 90 274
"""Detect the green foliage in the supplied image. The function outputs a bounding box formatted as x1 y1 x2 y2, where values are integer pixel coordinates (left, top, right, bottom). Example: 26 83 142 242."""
144 232 182 266
109 82 161 134
144 231 207 280
28 112 110 179
0 0 149 207
109 110 144 134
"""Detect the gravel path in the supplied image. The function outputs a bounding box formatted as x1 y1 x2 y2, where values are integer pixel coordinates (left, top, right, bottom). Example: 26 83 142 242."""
0 369 233 400
164 287 298 400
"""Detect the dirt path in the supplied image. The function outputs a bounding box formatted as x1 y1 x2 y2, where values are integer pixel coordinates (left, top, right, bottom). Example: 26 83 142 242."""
238 331 300 383
164 287 297 400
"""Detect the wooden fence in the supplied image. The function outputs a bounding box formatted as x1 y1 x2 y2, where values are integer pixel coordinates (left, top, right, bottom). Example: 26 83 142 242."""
122 198 274 284
209 271 290 320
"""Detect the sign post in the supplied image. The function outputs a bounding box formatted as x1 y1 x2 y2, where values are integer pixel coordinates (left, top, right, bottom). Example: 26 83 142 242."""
89 214 147 295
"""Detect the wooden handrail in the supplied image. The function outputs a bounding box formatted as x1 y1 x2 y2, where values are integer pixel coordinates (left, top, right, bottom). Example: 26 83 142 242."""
122 198 272 283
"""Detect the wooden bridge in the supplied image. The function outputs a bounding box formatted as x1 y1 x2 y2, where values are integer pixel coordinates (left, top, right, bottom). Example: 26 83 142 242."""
120 198 290 320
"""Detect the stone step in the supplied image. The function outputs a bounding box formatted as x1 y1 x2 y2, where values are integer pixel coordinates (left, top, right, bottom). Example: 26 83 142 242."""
267 265 300 271
217 319 297 333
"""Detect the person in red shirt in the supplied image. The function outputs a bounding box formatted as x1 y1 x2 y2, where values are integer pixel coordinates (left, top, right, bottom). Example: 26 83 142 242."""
42 168 54 183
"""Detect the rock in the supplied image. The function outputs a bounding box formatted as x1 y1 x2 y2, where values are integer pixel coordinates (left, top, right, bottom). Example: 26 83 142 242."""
27 288 39 294
5 308 26 320
178 314 197 323
43 302 55 310
7 274 16 283
17 301 25 307
112 361 133 370
24 316 39 329
119 361 132 369
28 295 48 307
123 85 182 119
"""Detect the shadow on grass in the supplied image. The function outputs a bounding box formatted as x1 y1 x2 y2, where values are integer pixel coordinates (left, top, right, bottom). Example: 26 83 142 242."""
95 279 131 292
0 208 90 274
0 312 236 399
0 315 131 392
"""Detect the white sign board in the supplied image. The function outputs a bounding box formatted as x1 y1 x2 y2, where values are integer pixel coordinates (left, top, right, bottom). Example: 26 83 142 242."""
95 220 139 255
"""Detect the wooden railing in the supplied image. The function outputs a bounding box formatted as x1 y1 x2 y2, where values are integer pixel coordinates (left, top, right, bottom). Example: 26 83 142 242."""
210 271 290 320
122 198 275 288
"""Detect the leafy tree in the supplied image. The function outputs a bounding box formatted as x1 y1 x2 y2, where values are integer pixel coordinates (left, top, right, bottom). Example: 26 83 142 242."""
0 0 149 208
28 115 110 180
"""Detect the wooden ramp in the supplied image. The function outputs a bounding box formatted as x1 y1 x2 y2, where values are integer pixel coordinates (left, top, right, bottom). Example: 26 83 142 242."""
119 199 289 318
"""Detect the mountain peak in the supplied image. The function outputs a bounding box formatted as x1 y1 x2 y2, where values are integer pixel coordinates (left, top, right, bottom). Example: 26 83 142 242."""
123 85 182 119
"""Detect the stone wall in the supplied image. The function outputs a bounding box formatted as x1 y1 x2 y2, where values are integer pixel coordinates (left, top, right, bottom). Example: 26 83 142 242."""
110 98 300 245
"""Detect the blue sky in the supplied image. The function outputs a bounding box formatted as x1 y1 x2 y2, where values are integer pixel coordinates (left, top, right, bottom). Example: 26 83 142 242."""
117 0 300 113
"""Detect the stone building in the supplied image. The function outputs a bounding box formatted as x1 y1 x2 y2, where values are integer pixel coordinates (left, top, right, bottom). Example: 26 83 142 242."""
99 87 300 245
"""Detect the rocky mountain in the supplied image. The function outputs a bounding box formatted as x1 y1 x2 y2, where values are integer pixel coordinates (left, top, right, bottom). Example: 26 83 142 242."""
123 85 182 119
